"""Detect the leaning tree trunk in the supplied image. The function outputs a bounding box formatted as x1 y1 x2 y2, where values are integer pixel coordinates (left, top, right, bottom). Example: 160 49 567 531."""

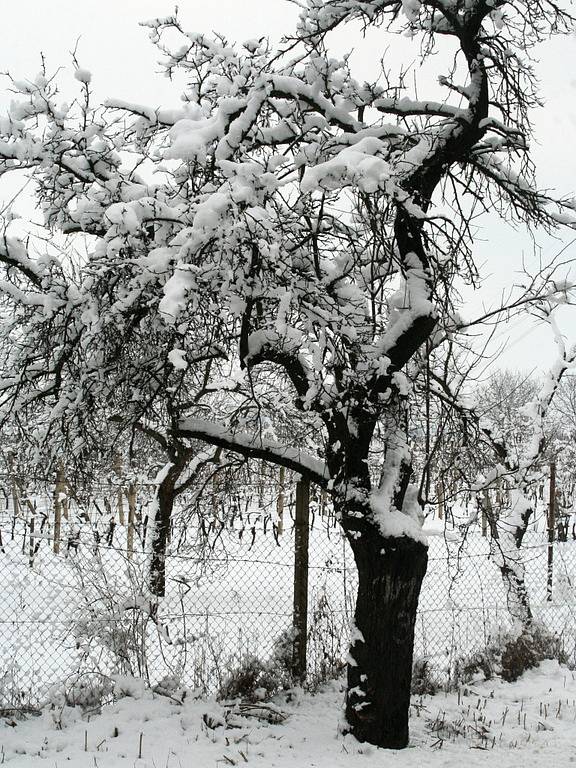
344 526 428 749
489 528 533 627
483 492 533 628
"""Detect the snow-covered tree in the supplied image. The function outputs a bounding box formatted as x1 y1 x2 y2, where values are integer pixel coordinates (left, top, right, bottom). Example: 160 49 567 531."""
431 308 576 624
1 0 576 749
480 313 576 618
478 370 540 465
549 373 576 524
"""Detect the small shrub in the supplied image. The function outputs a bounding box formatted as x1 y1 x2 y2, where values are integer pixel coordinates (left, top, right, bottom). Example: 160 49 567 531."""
452 647 497 685
271 628 296 676
0 661 30 709
452 622 567 686
45 673 114 713
66 679 110 710
218 629 295 702
500 623 567 681
112 674 146 699
307 589 348 689
411 657 439 695
218 655 283 702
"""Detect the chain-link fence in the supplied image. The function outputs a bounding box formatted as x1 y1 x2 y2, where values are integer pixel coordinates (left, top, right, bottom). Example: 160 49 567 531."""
417 530 576 678
0 473 575 708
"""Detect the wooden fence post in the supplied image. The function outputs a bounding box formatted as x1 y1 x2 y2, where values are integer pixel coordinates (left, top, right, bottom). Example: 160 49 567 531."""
277 466 285 535
127 482 136 559
53 464 65 554
62 483 69 520
211 471 220 521
114 453 126 526
28 515 35 568
293 477 310 682
547 461 556 602
436 480 444 520
8 452 19 520
258 461 265 509
482 489 491 537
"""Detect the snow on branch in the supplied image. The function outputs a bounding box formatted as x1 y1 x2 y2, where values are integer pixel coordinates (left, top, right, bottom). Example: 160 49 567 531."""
177 418 329 486
0 233 43 287
373 96 464 119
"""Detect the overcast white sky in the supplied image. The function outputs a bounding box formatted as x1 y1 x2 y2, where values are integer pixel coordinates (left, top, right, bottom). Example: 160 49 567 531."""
1 0 576 376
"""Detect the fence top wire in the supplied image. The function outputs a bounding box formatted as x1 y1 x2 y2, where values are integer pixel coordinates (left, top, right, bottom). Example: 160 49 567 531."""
0 530 348 571
3 525 566 561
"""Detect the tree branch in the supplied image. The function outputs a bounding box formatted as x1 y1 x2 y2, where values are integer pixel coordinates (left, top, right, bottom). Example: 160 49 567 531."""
176 417 329 487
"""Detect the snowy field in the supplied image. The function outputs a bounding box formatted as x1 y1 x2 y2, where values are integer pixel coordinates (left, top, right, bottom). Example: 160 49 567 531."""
0 660 575 766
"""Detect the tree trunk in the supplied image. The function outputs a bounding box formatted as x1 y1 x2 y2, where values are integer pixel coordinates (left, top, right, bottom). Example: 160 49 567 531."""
149 473 177 598
344 530 428 749
489 529 532 626
484 489 534 628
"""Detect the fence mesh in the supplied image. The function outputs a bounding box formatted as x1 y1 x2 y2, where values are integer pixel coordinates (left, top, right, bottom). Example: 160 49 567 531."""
0 474 575 708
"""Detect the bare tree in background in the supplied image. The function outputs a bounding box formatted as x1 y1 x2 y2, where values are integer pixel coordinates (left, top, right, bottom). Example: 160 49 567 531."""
427 307 576 626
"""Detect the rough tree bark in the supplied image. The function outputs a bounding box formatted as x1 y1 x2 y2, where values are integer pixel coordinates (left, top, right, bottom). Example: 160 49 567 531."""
148 444 225 597
345 525 428 747
323 401 431 748
489 524 533 627
149 462 181 598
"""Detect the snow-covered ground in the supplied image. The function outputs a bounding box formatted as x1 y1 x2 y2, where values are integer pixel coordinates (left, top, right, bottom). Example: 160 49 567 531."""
1 660 575 766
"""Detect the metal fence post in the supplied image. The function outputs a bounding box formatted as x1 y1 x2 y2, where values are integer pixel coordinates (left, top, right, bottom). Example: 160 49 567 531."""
547 461 556 601
293 477 310 682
